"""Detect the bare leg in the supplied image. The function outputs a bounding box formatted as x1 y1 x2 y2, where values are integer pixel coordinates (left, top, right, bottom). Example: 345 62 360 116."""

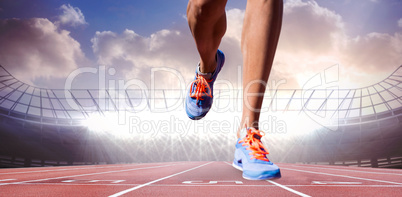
187 0 227 73
238 0 283 137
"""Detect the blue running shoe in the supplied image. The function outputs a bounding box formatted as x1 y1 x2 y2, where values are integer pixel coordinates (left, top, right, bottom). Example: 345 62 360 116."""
185 49 225 120
233 127 281 180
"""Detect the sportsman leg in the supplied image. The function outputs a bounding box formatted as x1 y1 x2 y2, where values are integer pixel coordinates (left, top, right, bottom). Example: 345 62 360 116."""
185 0 228 119
187 0 227 73
239 0 283 135
233 0 283 180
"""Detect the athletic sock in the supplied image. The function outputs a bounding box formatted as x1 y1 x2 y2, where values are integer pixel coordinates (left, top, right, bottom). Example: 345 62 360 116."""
197 64 214 80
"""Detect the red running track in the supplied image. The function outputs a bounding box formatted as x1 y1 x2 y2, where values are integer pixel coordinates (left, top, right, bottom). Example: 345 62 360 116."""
0 161 401 196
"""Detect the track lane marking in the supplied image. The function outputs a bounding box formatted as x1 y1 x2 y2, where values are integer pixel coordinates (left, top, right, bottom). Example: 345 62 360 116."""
279 163 402 173
0 179 16 182
15 183 402 187
109 162 213 197
267 180 311 197
223 162 311 197
281 167 402 185
0 165 139 175
279 164 402 176
311 181 362 185
0 163 188 186
0 162 185 175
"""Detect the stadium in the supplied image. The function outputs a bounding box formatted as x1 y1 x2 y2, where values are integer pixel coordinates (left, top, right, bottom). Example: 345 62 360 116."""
0 64 401 169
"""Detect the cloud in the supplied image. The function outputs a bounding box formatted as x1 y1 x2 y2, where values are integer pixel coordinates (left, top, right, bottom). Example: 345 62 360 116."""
90 0 402 90
344 32 402 71
91 9 247 90
58 4 87 27
224 0 402 89
398 18 402 28
91 27 200 89
0 18 90 87
272 0 402 88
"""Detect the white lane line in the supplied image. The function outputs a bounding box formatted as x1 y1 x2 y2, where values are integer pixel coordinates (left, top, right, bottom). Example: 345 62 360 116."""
311 181 362 185
267 180 311 197
109 162 213 197
279 163 402 173
61 180 76 183
281 164 402 176
0 164 139 175
17 183 402 187
223 162 311 197
0 162 188 175
281 167 402 185
0 163 182 186
0 179 16 182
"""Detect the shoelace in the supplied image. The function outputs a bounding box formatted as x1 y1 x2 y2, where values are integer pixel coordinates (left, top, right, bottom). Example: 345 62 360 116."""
239 127 270 162
189 75 212 102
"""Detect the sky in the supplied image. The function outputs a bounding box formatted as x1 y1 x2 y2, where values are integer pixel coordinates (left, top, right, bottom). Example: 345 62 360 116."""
0 0 402 90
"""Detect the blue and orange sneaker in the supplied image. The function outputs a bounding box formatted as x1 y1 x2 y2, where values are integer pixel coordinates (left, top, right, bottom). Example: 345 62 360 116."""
233 127 281 180
185 49 225 120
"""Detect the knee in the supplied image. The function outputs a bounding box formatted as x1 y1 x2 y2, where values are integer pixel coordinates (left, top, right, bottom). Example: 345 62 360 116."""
188 0 227 21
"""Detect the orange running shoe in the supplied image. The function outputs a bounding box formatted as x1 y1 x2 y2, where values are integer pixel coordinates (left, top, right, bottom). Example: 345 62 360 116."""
233 127 281 180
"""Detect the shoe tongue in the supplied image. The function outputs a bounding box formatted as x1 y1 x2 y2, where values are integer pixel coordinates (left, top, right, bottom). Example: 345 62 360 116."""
240 127 262 140
253 134 261 140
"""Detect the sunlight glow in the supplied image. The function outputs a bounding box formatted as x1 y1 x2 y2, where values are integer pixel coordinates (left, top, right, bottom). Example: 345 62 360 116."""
84 111 133 138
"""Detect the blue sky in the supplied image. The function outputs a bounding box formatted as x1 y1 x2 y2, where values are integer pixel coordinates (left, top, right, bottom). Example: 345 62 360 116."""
2 0 400 36
1 0 188 59
315 0 402 35
1 0 247 59
0 0 401 89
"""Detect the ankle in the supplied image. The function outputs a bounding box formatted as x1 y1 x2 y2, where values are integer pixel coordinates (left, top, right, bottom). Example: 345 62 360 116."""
199 58 217 73
199 65 216 74
237 126 244 138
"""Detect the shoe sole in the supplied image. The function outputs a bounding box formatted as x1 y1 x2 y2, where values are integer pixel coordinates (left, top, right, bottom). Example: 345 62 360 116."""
232 162 281 180
232 162 243 171
185 102 207 120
